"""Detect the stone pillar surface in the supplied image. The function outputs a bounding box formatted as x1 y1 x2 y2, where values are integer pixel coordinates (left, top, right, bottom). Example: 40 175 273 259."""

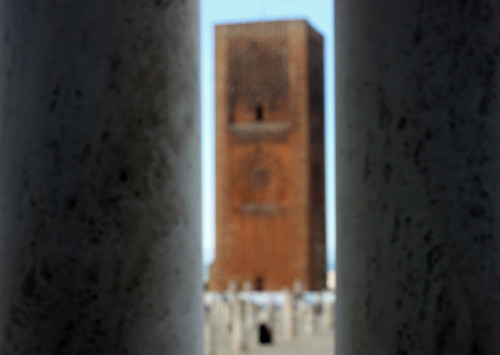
204 313 215 355
231 299 247 353
304 303 315 335
282 290 296 341
226 282 237 333
296 298 307 335
322 300 334 331
337 1 500 354
0 0 201 354
268 301 278 340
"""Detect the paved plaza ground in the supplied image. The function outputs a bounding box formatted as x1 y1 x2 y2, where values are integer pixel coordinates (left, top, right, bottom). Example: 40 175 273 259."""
244 330 334 355
205 291 335 355
209 326 334 355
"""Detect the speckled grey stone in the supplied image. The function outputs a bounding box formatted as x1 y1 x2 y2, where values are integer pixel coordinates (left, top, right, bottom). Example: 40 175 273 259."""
0 0 201 354
336 1 500 354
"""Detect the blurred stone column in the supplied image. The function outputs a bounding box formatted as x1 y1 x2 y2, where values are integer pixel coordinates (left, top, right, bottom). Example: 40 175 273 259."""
304 302 315 335
243 281 255 329
246 302 257 343
214 294 226 322
293 278 304 294
226 280 238 333
322 300 334 331
312 292 321 333
282 289 297 341
296 297 308 336
242 281 257 346
231 298 248 353
204 311 216 355
337 1 500 354
267 301 277 341
0 0 201 354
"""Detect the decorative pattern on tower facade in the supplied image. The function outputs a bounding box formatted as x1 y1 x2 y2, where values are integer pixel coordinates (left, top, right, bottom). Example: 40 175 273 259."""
209 20 325 291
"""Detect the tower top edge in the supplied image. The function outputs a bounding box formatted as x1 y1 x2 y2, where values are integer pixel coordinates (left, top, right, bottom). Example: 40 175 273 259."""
215 19 323 38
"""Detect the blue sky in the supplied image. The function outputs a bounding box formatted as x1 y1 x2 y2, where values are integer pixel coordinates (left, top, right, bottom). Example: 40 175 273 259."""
200 0 335 268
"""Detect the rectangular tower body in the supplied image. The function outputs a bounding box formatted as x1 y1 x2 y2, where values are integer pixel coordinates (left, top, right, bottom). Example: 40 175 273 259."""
209 20 325 291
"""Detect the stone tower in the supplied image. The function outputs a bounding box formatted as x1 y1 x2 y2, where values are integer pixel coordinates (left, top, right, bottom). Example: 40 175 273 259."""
209 20 325 291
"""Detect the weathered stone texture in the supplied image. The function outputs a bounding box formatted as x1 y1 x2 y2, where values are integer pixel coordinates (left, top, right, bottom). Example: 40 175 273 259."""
337 1 500 354
0 0 201 354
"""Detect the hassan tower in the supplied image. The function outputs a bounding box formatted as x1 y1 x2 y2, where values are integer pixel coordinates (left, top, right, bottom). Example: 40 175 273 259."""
209 20 326 291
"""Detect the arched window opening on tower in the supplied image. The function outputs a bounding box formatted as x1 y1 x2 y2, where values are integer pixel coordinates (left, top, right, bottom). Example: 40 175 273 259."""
255 276 264 291
256 105 264 122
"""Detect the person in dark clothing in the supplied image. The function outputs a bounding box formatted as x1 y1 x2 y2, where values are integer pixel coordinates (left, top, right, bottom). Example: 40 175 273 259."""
259 323 272 344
